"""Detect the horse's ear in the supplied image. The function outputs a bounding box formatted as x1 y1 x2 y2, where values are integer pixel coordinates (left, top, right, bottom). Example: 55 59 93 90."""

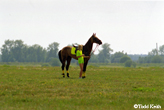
93 33 96 35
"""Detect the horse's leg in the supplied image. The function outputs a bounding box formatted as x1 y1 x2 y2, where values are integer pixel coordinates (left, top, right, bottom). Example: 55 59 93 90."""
66 56 72 77
61 57 66 78
82 59 89 78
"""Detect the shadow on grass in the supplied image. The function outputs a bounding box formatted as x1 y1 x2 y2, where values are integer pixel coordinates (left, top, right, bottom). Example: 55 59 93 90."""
53 77 78 79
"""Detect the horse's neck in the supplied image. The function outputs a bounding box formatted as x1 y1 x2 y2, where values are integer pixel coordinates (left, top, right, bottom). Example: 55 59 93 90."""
84 38 93 55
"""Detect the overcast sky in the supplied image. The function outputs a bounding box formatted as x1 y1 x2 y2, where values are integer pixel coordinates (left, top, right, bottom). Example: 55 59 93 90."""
1 0 164 54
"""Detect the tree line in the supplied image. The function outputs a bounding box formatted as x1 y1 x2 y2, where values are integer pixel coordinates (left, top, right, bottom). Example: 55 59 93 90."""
138 46 164 63
0 39 114 64
0 40 59 62
1 39 164 65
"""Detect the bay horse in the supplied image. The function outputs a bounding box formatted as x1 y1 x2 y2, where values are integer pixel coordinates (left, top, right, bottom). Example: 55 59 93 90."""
58 33 102 78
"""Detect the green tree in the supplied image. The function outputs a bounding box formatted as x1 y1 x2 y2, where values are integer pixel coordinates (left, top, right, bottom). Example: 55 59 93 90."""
159 45 164 55
25 44 47 62
98 43 113 63
12 40 25 62
151 55 163 63
148 48 158 56
138 57 144 63
138 56 153 63
120 55 132 63
47 42 59 61
32 44 46 62
111 51 125 63
26 46 37 62
22 45 29 62
1 40 14 62
1 39 60 63
1 40 28 62
125 60 133 67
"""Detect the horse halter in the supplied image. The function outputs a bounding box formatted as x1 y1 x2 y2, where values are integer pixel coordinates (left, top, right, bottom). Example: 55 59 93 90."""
90 36 100 55
91 44 99 56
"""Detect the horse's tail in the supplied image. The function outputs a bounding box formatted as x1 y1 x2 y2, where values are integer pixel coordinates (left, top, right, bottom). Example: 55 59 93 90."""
58 50 62 63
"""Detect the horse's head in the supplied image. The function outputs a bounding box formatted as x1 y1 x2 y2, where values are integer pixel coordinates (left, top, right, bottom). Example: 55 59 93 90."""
91 33 102 45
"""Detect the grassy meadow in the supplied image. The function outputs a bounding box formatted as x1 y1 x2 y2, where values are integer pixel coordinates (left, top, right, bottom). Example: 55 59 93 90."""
0 65 164 110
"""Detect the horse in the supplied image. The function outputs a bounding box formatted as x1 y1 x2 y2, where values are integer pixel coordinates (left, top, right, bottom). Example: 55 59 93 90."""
58 33 102 78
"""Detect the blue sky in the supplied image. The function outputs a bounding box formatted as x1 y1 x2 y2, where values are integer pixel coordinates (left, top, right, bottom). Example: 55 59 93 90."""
1 0 164 54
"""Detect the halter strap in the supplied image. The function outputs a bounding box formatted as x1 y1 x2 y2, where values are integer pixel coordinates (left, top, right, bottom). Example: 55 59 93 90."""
90 44 99 55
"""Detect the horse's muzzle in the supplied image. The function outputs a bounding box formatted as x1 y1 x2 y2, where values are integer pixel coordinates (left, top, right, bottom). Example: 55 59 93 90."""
99 40 102 45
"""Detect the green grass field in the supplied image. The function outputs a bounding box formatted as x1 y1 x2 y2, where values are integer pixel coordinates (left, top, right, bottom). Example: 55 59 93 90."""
0 65 164 110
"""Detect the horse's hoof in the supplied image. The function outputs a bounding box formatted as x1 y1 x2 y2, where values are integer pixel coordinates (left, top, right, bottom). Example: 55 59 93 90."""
67 73 70 78
62 73 65 78
82 76 86 79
